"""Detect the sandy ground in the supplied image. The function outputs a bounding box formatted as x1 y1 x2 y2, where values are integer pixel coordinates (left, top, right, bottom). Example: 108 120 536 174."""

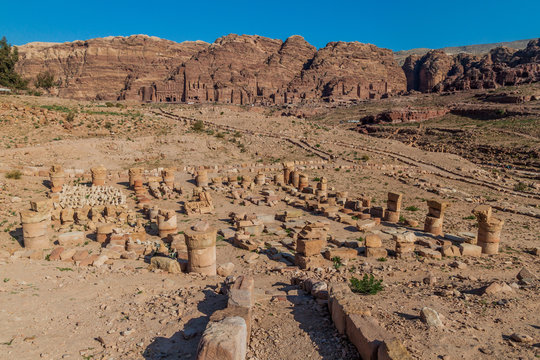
0 94 538 359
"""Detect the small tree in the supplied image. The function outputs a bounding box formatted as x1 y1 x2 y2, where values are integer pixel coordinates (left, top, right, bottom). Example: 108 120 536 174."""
0 36 27 89
35 70 57 89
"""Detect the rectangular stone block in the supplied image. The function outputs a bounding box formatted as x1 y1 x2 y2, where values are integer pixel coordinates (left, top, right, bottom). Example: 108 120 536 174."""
197 316 247 360
459 243 482 257
295 254 326 270
323 248 358 260
210 307 252 343
365 247 388 258
417 248 442 260
365 234 382 248
346 314 390 360
296 238 324 256
57 231 85 246
228 276 254 309
356 219 377 232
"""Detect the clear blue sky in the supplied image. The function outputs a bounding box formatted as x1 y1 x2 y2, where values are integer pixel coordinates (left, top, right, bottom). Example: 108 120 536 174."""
2 0 539 50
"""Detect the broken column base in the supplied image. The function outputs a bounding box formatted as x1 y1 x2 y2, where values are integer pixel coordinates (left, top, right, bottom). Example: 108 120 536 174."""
478 241 499 255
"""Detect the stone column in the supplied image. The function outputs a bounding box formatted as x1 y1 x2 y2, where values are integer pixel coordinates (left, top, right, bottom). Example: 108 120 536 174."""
185 221 217 276
20 210 51 249
128 167 143 188
424 200 449 236
162 168 175 188
241 175 252 189
336 191 348 205
91 165 107 186
283 162 294 185
291 171 300 189
385 192 402 223
274 173 284 186
317 177 328 192
157 209 178 238
228 175 238 187
96 223 114 244
298 174 308 192
473 205 503 254
196 169 208 188
49 164 65 193
255 172 265 186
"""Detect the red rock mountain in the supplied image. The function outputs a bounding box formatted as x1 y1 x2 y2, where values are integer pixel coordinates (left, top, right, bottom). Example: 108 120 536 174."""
16 35 208 100
15 35 540 103
16 34 406 103
403 39 540 92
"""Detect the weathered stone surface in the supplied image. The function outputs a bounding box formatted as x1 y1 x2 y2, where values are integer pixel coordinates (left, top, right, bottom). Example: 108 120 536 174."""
346 314 390 360
150 256 182 274
228 276 254 309
217 262 235 277
17 34 406 104
377 338 413 360
459 243 482 257
197 316 247 360
17 35 209 101
420 307 443 328
57 231 85 246
404 40 540 93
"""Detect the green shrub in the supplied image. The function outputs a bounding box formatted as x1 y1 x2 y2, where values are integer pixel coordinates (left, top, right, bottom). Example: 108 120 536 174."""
5 170 22 179
405 206 419 211
513 182 528 192
332 256 343 270
35 70 57 89
65 111 76 122
192 120 204 132
350 274 383 295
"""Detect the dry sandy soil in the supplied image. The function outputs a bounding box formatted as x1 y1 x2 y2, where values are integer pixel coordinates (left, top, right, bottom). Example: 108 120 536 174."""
0 93 538 360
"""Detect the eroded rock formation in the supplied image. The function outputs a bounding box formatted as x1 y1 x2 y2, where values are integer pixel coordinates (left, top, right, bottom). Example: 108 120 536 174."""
15 35 208 100
404 39 540 92
16 34 406 103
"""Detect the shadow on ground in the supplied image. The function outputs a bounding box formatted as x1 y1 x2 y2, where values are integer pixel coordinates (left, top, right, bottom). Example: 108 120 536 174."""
143 288 227 359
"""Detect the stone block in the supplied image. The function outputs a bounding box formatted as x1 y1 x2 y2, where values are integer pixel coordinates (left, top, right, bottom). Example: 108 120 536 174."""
365 234 382 248
296 238 324 256
151 256 182 274
417 248 442 260
60 248 76 261
377 338 413 360
365 247 388 258
441 245 461 257
72 250 89 262
323 248 358 260
58 231 85 246
346 314 389 360
210 307 252 342
228 276 254 309
295 254 327 270
48 247 64 261
197 317 247 360
459 243 482 257
357 219 377 231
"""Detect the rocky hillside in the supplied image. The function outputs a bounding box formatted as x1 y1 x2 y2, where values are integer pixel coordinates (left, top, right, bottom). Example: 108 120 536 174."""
16 35 208 100
403 39 540 92
394 38 534 65
14 34 540 103
15 34 406 103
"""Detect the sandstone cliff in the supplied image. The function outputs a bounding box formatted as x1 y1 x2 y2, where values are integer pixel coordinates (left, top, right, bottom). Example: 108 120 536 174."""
16 35 208 100
403 39 540 92
16 34 540 103
16 34 405 103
